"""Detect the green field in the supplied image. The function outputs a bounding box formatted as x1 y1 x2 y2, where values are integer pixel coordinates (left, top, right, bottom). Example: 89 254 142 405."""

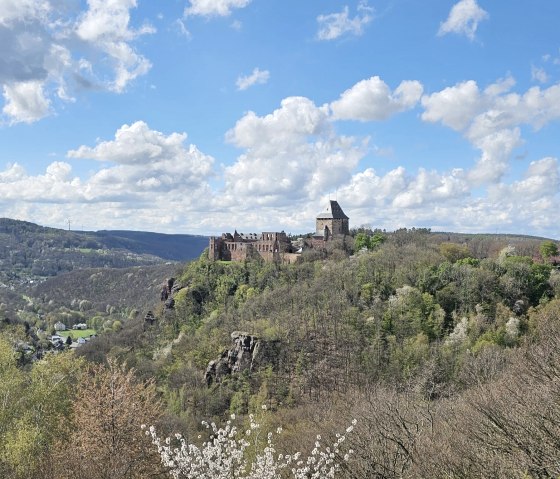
59 329 96 339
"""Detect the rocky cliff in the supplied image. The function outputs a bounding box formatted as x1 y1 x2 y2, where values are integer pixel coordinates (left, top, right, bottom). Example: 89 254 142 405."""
205 331 280 386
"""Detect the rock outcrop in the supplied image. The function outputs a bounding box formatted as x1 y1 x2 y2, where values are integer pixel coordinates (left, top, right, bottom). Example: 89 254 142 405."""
205 331 280 386
160 277 185 311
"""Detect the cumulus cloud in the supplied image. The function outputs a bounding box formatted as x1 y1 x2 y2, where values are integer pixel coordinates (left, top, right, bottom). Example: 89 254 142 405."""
0 0 153 123
225 96 367 205
330 76 423 121
317 1 374 41
68 121 215 199
421 80 485 131
332 155 560 236
75 0 155 93
438 0 488 40
184 0 252 17
510 157 560 200
2 80 50 124
236 67 270 91
0 121 217 231
422 77 560 184
335 166 469 212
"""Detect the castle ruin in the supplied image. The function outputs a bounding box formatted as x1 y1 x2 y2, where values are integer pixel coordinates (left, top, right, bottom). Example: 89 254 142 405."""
208 200 350 262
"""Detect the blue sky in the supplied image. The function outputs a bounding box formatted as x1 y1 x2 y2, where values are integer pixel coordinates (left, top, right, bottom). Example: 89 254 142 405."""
1 0 560 237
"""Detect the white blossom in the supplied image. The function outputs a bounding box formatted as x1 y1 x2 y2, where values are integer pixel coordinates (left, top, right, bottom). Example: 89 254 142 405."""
147 413 356 478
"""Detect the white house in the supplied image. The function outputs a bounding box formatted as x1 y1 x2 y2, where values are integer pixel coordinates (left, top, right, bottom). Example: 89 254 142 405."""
54 321 66 331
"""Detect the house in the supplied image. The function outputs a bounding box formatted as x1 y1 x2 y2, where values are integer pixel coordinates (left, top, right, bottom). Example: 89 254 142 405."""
50 335 65 348
54 321 66 331
73 323 88 330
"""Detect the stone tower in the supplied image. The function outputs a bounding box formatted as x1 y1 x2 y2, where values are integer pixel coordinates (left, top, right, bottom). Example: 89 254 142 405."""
316 200 349 239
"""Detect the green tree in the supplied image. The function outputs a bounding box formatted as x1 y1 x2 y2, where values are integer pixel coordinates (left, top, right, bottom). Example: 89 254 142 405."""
540 240 558 259
439 243 471 263
0 337 83 479
354 233 371 251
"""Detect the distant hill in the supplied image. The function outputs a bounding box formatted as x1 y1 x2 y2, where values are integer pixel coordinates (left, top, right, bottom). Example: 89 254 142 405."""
90 230 208 261
0 218 208 287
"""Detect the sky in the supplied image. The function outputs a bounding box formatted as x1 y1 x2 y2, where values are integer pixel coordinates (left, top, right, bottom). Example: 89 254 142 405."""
1 0 560 238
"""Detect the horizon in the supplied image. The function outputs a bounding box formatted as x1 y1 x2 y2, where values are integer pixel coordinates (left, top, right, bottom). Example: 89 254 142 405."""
1 216 556 242
1 1 559 238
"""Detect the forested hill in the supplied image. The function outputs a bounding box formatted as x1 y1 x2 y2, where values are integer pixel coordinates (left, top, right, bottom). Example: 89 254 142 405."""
2 227 560 478
0 218 207 285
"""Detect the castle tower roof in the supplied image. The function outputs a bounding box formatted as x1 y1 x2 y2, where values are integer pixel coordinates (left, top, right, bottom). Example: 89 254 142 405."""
316 200 349 220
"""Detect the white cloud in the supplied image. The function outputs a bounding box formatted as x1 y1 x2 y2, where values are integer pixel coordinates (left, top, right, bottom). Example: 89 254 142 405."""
317 1 374 41
175 18 191 38
335 166 469 213
467 128 522 184
0 0 153 123
0 121 217 231
236 67 270 91
511 157 560 200
75 0 155 93
68 121 214 195
332 155 560 236
0 0 51 26
0 161 81 202
531 65 549 84
184 0 252 17
225 96 367 205
2 80 50 124
421 77 560 185
438 0 488 40
421 80 487 131
330 76 423 121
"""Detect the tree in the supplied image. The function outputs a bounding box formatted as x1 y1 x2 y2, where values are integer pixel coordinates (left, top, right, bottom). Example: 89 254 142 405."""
439 243 470 263
0 338 82 479
148 410 356 479
52 358 163 479
354 232 386 252
540 240 558 259
354 233 370 251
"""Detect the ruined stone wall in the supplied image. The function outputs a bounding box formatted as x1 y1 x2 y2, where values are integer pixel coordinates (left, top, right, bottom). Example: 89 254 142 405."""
331 218 349 235
315 218 349 238
209 231 296 262
208 237 222 260
316 219 331 238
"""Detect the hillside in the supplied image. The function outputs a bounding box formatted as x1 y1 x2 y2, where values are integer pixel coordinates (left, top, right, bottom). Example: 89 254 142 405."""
30 263 180 313
2 227 560 478
0 218 208 287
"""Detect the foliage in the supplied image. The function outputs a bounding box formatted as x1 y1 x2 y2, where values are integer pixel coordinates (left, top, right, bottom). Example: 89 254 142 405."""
0 337 83 479
354 232 386 251
540 239 558 259
439 242 471 263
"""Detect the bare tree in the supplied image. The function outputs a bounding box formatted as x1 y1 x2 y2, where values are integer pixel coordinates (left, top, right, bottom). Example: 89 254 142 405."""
51 358 165 479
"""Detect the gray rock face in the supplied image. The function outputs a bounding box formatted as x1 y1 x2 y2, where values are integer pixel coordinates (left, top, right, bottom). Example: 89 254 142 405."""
205 331 280 386
160 277 185 310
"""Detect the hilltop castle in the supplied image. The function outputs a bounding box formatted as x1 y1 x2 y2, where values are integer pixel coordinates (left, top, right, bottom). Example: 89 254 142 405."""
208 200 350 262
